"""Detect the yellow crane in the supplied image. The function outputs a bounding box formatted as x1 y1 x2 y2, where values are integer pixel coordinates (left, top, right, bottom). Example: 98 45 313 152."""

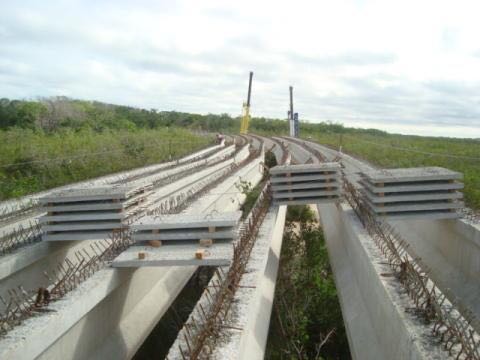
240 71 253 134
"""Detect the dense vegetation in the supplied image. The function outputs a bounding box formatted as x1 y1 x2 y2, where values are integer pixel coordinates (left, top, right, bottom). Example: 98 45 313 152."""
0 127 211 200
0 97 215 200
266 205 350 359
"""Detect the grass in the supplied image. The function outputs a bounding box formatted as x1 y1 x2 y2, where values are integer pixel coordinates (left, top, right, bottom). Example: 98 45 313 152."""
0 127 212 200
303 131 480 211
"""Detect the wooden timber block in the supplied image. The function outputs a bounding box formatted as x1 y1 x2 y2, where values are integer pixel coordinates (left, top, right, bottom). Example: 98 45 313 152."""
148 240 162 247
195 249 206 260
199 239 213 247
208 226 216 233
138 252 146 260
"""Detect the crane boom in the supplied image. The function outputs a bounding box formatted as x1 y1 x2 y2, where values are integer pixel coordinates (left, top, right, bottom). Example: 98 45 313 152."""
247 71 253 107
240 71 253 134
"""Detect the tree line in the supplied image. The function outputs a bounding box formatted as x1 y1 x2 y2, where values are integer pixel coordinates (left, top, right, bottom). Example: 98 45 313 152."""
0 96 387 136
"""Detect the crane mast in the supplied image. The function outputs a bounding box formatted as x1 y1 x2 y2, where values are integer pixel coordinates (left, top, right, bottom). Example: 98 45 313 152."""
240 71 253 134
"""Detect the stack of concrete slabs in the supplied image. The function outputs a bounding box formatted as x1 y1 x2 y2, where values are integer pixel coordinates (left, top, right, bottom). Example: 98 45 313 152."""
40 185 151 241
270 162 342 205
111 211 242 267
359 167 464 220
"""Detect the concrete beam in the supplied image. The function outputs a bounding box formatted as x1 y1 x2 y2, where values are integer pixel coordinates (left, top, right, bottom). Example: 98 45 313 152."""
318 203 449 360
236 205 287 359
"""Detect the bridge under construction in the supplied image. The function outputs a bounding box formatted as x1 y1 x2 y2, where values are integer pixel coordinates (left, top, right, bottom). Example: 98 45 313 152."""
0 135 478 360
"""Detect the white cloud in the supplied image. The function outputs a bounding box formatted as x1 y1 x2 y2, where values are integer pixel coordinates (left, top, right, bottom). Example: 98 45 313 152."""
0 0 479 137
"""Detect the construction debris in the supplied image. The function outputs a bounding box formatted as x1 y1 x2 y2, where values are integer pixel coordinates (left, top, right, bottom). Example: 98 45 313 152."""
359 167 464 220
270 163 342 205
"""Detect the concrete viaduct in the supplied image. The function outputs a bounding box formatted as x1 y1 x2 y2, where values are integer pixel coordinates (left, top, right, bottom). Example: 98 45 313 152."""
0 135 478 360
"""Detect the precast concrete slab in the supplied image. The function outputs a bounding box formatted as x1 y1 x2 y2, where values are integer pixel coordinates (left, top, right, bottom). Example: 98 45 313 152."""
42 232 120 241
133 230 235 241
273 197 341 206
270 162 342 205
272 180 342 191
360 166 464 220
377 211 461 221
39 213 125 223
361 166 463 183
270 162 340 175
131 211 241 243
360 180 464 194
42 222 124 232
270 173 340 183
111 243 233 267
132 211 242 230
40 184 150 241
366 201 464 213
361 189 464 203
39 186 146 203
45 202 124 212
273 189 340 199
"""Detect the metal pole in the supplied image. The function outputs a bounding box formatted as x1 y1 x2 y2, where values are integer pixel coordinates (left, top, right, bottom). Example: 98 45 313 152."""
247 72 253 107
289 86 294 120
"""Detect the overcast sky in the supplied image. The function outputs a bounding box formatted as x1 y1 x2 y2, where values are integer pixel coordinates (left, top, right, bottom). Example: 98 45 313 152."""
1 0 480 138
